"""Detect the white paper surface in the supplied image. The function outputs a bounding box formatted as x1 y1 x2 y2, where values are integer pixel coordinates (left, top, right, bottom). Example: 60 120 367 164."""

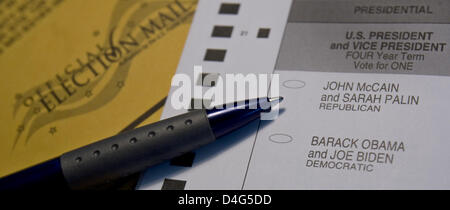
137 0 450 189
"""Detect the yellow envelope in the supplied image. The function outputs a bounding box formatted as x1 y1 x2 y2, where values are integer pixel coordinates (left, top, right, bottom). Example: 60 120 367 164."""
0 0 197 177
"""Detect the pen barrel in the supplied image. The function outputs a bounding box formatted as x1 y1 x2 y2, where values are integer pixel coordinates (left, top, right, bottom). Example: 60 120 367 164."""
60 109 215 189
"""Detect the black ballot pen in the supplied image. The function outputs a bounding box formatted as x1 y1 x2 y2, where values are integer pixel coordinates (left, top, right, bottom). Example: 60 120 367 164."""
0 97 283 190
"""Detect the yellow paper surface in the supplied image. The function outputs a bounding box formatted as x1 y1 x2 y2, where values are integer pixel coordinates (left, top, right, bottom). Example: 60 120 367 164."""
0 0 197 177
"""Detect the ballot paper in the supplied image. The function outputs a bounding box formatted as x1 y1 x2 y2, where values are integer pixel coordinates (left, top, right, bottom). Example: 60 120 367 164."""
137 0 450 189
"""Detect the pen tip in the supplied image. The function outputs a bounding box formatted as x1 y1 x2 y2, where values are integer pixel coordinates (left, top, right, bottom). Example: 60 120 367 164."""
268 96 284 103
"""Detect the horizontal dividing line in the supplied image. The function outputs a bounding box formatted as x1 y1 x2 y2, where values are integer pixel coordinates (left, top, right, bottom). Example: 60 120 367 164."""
287 21 450 24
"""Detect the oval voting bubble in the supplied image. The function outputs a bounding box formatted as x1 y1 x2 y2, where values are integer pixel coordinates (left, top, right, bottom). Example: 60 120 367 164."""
269 133 293 144
282 80 305 89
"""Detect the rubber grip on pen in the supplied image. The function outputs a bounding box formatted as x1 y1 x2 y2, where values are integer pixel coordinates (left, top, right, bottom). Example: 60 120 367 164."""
59 109 215 189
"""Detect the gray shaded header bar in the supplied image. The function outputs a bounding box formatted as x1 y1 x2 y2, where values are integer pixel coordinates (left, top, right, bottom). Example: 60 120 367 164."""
289 0 450 23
